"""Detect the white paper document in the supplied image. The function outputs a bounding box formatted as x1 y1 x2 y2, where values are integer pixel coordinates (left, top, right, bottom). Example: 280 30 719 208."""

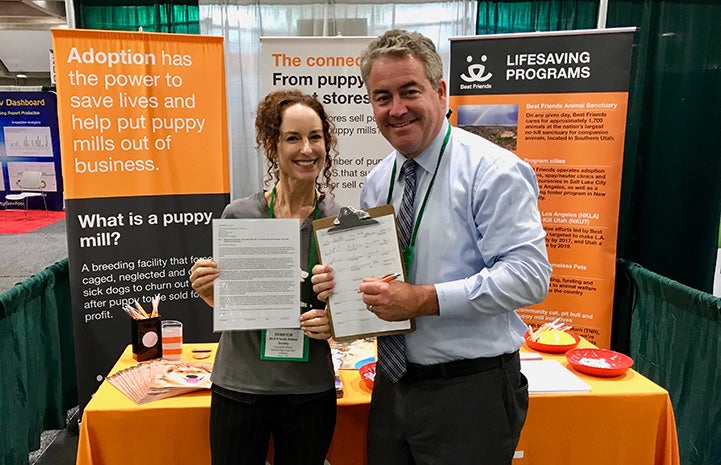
212 218 300 332
520 351 543 361
521 359 591 394
315 211 411 340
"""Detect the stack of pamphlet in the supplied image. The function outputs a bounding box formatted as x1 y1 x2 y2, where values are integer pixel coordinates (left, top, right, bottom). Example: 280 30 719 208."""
107 359 213 404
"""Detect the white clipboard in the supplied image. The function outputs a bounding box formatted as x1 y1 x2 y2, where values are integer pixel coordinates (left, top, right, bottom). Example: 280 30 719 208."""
313 205 415 341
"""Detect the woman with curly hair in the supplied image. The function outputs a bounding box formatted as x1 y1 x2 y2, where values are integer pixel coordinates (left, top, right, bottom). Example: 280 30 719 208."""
190 89 340 465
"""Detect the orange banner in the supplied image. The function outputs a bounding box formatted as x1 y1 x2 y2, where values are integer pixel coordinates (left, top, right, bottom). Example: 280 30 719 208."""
52 29 229 199
449 30 635 347
51 29 230 409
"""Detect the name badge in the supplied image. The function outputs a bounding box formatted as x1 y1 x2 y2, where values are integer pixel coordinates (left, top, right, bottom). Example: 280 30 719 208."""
261 329 309 362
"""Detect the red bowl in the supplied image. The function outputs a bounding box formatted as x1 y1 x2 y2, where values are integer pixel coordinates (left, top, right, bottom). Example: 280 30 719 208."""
524 330 580 353
359 361 376 389
566 348 634 377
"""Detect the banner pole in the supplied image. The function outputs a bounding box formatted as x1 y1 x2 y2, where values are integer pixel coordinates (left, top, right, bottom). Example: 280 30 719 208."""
597 0 609 29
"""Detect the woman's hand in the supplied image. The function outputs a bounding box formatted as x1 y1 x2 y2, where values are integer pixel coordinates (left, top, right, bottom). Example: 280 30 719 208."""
189 258 219 308
311 264 335 302
300 308 332 340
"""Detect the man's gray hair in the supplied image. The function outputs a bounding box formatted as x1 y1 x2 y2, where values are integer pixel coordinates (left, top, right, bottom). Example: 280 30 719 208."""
360 29 443 89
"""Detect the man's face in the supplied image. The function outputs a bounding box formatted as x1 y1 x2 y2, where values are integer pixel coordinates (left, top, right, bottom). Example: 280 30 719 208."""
366 55 447 159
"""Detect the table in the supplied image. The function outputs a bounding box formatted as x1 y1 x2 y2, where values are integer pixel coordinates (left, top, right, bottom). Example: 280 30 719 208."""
77 341 679 465
515 343 679 465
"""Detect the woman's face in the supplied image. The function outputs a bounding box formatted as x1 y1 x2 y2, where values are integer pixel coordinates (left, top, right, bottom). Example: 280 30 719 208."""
275 103 326 184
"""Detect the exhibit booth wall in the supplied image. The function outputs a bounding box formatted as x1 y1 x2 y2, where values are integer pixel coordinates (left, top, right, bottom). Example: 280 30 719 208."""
0 260 77 465
1 1 719 464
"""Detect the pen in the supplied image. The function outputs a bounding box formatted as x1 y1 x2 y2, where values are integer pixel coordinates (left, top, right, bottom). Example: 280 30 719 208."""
358 272 403 293
151 294 160 318
379 272 401 283
134 299 150 319
123 304 145 320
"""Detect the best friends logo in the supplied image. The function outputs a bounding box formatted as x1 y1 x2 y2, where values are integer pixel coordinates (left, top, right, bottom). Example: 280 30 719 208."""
459 54 493 90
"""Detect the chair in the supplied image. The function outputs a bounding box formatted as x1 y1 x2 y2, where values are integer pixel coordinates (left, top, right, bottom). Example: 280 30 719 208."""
5 170 48 219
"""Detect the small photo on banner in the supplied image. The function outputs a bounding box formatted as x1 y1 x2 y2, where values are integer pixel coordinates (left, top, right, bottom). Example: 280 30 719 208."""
456 103 519 151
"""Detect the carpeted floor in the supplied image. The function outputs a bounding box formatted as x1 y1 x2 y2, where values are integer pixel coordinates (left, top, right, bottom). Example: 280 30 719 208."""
0 210 66 234
0 212 68 293
28 408 79 465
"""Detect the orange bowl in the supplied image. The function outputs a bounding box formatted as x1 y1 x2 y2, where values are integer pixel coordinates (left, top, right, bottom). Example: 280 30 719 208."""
359 361 376 389
566 348 633 377
524 330 580 353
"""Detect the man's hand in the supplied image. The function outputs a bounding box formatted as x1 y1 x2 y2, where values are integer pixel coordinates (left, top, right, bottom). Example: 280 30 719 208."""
189 258 219 308
358 278 439 321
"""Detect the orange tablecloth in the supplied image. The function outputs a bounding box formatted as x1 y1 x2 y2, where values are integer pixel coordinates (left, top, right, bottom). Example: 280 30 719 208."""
77 341 679 465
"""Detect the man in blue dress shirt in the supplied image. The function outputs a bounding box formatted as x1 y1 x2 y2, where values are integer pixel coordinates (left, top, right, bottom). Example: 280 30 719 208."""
313 29 551 465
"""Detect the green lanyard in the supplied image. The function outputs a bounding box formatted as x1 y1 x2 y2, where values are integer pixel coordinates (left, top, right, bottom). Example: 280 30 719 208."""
386 124 451 271
269 186 320 273
262 187 320 359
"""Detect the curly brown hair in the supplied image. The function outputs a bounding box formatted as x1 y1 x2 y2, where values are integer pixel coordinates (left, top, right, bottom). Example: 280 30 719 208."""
255 89 337 195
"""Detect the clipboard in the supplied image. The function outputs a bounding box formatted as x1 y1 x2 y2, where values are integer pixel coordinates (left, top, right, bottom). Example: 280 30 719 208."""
313 205 415 341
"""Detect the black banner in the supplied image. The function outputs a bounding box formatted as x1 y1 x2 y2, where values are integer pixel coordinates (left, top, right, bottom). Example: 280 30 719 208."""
449 30 634 96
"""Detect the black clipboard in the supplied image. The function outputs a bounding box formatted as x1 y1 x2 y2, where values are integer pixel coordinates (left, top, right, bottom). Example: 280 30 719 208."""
313 205 415 341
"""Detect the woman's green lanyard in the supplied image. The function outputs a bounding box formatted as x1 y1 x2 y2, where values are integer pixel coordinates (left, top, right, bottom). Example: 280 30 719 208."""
386 124 451 272
269 185 320 279
261 187 319 362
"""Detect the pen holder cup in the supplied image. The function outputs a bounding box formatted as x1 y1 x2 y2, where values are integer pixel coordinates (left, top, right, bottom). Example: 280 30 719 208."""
131 317 162 362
